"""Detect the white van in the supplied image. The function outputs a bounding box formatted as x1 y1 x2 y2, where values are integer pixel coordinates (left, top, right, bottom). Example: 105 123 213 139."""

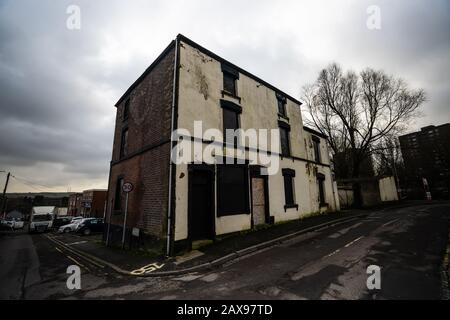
29 206 55 233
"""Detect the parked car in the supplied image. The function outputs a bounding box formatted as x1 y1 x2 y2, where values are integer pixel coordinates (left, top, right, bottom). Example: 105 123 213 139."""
75 218 104 236
1 218 24 230
53 216 73 229
58 219 82 233
70 216 83 224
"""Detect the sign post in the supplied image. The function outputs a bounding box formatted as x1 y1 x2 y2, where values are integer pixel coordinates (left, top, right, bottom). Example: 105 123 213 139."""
121 182 133 249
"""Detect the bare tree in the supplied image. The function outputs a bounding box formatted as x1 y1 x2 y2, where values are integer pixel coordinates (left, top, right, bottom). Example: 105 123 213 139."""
302 63 425 207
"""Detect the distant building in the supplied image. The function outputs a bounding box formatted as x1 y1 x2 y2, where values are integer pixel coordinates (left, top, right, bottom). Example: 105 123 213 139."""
81 190 107 218
68 193 82 216
399 124 450 199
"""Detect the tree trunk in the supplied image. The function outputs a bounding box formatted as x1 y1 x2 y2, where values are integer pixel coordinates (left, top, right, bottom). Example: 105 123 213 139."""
351 153 363 208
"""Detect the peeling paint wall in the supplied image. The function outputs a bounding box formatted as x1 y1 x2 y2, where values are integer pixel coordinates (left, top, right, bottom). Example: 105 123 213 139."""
174 40 337 241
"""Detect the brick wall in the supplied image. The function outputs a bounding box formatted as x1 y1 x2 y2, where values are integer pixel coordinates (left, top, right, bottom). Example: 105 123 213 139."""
91 190 107 218
107 45 175 240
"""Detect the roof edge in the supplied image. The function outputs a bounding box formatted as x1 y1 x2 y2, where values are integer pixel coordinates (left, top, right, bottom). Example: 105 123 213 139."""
115 40 176 107
303 126 328 139
176 34 302 106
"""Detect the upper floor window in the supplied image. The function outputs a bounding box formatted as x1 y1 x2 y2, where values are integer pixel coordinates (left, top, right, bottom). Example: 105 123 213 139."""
312 136 321 163
223 73 237 96
317 173 326 206
221 100 242 146
276 94 287 118
278 121 291 157
221 63 239 97
120 128 129 158
123 98 130 121
282 168 298 211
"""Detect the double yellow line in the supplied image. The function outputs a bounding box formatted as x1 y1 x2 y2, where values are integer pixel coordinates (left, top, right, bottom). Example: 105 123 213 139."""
45 234 105 272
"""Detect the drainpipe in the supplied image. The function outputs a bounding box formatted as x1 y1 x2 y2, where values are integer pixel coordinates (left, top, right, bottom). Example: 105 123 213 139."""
166 37 179 257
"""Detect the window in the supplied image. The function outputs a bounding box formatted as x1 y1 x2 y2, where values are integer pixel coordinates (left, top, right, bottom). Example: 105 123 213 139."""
123 99 130 120
223 108 239 132
114 177 124 210
120 128 129 158
276 94 287 117
317 174 326 206
278 121 291 157
223 73 237 96
222 63 239 97
221 100 242 146
217 165 249 216
223 108 239 145
280 128 290 156
312 136 321 163
282 169 298 210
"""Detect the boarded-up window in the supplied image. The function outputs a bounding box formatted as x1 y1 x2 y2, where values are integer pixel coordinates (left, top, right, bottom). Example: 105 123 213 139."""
217 165 249 216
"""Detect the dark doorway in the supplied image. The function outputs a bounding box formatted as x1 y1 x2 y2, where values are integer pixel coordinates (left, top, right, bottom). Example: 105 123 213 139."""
188 166 215 240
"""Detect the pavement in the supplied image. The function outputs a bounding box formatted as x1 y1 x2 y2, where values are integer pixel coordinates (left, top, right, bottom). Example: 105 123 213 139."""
41 208 371 276
1 201 449 299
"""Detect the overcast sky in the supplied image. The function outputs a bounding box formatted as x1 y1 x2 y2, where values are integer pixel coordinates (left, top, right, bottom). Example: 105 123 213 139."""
0 0 449 192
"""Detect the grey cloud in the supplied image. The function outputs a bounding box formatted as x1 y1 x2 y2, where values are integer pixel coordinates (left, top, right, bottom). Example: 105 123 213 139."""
0 0 448 191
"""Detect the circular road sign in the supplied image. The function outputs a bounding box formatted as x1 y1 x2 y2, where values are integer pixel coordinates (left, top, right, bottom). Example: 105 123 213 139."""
122 182 134 193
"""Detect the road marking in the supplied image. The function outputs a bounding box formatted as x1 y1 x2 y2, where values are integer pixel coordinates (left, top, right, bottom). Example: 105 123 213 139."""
66 255 85 268
55 246 91 272
344 236 364 248
45 234 105 269
382 218 400 227
324 248 341 258
323 236 364 259
66 241 87 246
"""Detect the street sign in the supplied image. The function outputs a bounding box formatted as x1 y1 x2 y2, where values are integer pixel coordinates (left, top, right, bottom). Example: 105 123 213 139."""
122 182 134 193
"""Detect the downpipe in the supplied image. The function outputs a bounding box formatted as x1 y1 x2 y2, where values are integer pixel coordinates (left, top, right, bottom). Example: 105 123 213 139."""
166 37 179 257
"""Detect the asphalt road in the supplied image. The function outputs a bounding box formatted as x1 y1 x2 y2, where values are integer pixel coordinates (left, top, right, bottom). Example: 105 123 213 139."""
1 203 449 300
